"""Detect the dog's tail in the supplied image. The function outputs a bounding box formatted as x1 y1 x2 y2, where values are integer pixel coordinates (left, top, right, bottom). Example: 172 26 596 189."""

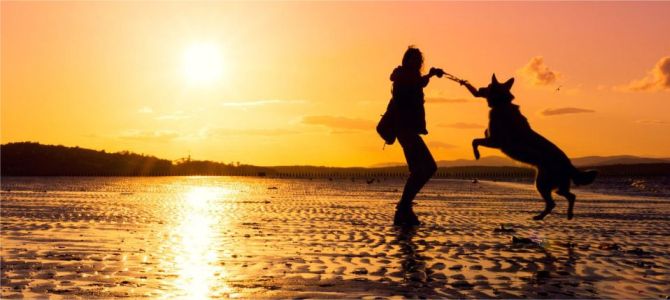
572 169 598 186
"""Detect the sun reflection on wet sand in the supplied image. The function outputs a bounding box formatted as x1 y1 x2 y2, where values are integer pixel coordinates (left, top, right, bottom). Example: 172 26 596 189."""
3 177 670 299
167 186 232 299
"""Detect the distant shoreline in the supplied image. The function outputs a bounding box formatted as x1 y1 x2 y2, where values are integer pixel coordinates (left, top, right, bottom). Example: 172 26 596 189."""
3 176 669 199
2 142 669 178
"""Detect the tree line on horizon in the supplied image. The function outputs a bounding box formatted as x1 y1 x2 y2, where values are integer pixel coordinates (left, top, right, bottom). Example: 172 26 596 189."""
1 142 668 178
0 142 269 176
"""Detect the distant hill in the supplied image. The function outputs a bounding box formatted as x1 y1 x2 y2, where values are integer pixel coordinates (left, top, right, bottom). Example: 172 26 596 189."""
2 142 668 177
372 155 670 168
571 155 670 167
0 142 270 176
1 142 172 176
370 156 519 168
437 156 523 167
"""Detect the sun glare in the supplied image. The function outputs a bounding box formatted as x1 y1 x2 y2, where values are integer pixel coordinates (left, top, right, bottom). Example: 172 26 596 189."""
169 186 232 298
182 43 224 85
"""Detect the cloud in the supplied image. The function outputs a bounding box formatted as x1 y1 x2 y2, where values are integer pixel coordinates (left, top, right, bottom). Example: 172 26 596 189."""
302 115 375 131
635 119 668 125
425 97 471 104
330 130 362 135
119 127 299 143
619 56 670 92
137 106 153 114
438 122 484 129
221 99 306 107
518 56 560 86
540 107 595 116
213 128 299 136
118 130 181 142
155 111 189 121
427 141 457 150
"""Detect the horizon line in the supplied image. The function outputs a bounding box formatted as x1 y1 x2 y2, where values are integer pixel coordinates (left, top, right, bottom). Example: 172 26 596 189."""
2 141 670 169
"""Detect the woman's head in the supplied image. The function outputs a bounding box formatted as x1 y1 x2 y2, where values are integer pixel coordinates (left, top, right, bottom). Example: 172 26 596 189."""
402 46 423 72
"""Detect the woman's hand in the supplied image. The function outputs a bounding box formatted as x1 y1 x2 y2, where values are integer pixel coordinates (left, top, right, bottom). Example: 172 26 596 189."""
429 67 445 78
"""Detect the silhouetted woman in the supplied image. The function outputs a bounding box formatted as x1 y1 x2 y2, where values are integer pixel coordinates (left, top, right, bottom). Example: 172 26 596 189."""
390 46 443 226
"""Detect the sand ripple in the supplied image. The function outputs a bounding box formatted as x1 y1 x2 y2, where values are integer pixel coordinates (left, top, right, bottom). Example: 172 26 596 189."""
2 177 669 298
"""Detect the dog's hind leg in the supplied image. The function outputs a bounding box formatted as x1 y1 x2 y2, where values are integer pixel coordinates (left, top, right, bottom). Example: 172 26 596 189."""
533 171 556 221
556 182 576 220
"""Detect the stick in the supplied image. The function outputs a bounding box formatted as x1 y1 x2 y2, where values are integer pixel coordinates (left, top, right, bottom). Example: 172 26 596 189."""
442 72 466 83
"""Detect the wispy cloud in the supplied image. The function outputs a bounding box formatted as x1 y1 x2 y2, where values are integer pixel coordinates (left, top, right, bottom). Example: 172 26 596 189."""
213 128 299 136
427 141 457 149
221 99 306 107
438 122 484 129
618 56 670 92
155 111 190 121
118 130 180 142
425 97 471 104
635 119 669 125
540 107 595 116
302 115 375 131
518 56 560 86
137 106 153 114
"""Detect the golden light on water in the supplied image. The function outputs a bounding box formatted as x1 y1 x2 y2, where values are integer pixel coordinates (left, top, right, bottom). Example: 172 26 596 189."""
169 186 232 299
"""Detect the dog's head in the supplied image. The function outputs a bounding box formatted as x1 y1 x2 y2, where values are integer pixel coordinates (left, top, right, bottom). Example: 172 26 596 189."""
478 74 515 108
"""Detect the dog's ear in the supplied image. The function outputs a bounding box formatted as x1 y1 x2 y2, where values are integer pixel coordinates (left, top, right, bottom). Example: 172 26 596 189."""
491 73 499 84
503 77 515 89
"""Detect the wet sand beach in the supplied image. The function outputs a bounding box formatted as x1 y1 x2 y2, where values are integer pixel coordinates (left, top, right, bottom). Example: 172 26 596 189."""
1 177 669 299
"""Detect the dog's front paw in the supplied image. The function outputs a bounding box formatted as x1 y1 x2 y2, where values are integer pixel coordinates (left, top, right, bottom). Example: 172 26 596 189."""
471 140 481 160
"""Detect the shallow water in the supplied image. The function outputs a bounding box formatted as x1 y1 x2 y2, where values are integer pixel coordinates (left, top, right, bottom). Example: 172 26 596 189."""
1 177 669 298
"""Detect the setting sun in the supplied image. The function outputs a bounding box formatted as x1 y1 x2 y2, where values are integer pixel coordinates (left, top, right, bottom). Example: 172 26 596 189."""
182 43 224 86
2 2 670 299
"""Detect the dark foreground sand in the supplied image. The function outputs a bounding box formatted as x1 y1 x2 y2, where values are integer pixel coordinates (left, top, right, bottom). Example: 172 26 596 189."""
1 177 669 299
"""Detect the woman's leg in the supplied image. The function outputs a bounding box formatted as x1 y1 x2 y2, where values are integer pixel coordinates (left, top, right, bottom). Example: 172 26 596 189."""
395 133 437 224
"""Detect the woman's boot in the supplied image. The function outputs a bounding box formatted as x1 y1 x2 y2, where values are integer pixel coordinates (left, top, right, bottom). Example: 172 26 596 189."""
393 204 421 226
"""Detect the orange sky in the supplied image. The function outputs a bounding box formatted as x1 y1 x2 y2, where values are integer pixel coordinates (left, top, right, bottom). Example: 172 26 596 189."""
2 2 669 166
